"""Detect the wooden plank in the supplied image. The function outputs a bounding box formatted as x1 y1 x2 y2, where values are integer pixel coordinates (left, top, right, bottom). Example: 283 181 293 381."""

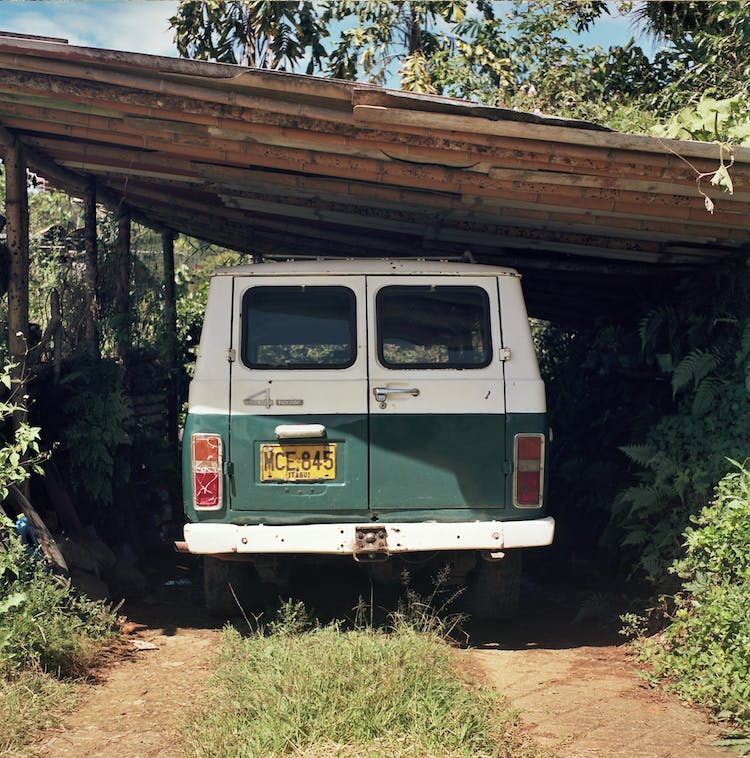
5 67 748 188
5 78 749 196
117 182 707 265
19 126 748 233
352 104 750 164
0 64 354 125
487 166 750 203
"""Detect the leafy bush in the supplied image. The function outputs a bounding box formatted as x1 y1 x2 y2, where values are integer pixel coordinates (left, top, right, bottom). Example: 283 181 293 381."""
533 319 666 567
0 515 116 678
638 463 750 725
612 382 750 585
50 357 133 512
609 262 750 587
0 360 45 501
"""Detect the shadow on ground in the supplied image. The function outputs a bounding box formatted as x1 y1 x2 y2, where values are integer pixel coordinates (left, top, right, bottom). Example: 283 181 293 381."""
121 548 625 652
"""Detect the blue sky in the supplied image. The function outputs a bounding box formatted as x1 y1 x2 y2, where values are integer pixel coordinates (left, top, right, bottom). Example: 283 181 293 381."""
0 1 180 56
0 1 653 62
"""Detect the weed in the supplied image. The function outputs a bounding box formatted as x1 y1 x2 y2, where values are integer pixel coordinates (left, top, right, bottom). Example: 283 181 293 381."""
0 516 117 678
0 671 75 753
184 601 539 757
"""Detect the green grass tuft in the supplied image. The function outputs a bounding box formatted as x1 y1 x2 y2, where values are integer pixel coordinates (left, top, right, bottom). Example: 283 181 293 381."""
0 517 118 753
184 601 539 757
0 671 76 754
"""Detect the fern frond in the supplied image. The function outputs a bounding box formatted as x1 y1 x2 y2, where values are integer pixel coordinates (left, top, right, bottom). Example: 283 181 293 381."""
619 444 657 468
619 484 673 514
672 349 718 397
691 377 722 416
638 306 673 353
739 321 750 363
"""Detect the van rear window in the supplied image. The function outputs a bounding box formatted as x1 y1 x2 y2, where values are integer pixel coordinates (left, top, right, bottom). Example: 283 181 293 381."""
377 285 492 368
242 286 356 369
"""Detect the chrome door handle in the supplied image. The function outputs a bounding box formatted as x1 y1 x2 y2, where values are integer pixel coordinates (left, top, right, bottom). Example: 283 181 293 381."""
373 387 420 408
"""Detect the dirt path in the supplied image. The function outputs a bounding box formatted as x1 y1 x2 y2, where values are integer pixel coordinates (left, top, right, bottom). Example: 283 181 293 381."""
470 644 724 758
36 585 220 758
33 568 727 758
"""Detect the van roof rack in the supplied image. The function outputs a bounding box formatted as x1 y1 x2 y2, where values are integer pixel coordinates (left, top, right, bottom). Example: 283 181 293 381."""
258 251 477 264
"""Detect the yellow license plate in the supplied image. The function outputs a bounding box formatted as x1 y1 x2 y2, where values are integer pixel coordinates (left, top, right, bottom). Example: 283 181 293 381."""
260 443 337 482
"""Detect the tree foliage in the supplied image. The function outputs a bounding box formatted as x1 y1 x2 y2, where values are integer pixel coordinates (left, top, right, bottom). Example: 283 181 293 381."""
169 0 749 135
170 0 328 71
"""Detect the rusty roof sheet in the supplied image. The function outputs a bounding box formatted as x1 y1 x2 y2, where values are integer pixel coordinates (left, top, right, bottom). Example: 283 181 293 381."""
1 32 749 320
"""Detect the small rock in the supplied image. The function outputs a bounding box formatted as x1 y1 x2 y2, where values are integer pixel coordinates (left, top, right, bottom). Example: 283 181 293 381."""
132 640 159 651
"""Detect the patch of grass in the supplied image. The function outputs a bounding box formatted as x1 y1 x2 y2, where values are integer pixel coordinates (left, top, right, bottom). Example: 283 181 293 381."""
1 520 117 678
0 670 77 754
184 601 540 757
0 518 118 753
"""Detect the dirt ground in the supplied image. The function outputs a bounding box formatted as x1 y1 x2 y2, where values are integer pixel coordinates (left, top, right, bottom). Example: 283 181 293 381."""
33 559 728 758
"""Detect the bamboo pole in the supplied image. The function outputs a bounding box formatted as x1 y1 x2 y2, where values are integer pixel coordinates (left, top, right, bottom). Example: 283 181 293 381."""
161 229 178 445
4 138 30 421
83 177 100 357
114 209 131 368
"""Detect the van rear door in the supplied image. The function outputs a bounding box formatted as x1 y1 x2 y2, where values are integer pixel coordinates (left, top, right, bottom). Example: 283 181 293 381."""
228 276 369 521
366 276 506 520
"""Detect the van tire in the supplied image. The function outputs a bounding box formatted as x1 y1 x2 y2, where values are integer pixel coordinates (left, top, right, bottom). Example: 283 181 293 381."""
203 557 253 616
464 550 521 620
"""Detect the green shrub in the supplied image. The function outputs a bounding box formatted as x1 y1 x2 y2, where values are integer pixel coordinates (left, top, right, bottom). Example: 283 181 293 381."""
0 516 117 678
638 463 750 726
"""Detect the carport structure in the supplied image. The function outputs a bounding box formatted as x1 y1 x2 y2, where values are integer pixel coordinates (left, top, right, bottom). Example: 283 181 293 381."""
1 31 750 357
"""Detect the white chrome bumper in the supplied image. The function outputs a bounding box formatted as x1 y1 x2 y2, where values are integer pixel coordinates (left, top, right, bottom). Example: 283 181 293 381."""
181 517 554 556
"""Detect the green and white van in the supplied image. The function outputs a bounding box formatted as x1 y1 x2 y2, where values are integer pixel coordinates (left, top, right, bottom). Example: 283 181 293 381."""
179 260 554 618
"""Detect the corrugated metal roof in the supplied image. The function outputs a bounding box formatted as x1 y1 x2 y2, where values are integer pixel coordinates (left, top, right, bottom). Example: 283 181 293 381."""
1 32 748 320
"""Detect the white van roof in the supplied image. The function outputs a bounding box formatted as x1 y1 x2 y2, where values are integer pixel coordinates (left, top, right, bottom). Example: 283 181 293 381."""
213 259 521 278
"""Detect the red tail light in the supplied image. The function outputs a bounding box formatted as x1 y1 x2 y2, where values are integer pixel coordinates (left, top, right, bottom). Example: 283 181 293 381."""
192 433 223 510
514 434 545 508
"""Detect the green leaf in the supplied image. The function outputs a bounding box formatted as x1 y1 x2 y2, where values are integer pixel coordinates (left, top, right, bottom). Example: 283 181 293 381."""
0 591 27 615
710 164 734 195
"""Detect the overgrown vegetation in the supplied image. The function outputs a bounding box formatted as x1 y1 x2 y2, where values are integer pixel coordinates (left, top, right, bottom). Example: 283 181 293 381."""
0 515 116 678
0 514 116 753
534 258 750 593
632 463 750 728
0 362 117 752
184 600 539 758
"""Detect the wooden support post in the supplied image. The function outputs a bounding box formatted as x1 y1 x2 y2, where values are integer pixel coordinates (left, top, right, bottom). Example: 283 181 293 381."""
161 229 179 445
5 140 30 421
114 208 131 369
51 289 62 383
83 177 100 357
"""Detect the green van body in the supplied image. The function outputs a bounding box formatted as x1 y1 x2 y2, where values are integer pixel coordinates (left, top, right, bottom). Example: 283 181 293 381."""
180 261 554 617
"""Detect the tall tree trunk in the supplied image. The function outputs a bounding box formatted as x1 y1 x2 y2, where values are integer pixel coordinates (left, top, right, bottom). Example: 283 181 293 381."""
161 229 179 445
83 178 100 357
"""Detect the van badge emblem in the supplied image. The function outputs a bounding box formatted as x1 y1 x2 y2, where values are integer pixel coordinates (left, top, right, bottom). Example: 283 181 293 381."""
244 390 303 408
244 389 273 409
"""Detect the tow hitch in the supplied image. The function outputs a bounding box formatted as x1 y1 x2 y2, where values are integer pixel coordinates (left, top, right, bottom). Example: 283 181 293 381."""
353 526 390 562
